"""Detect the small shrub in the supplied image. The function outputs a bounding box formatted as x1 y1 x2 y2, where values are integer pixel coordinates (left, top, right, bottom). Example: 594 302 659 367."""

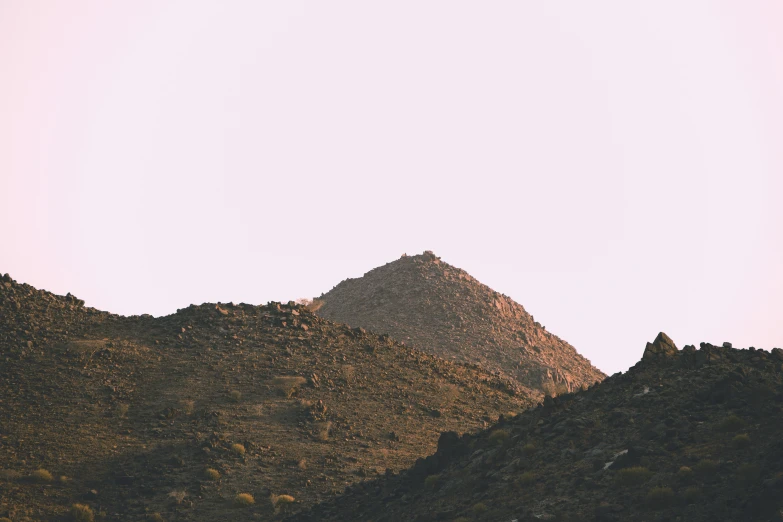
717 415 745 432
315 421 331 441
677 466 693 483
205 468 220 480
231 443 246 456
522 443 536 455
694 459 719 476
149 514 165 522
646 486 675 509
235 493 255 506
271 494 295 512
70 504 94 522
732 433 751 449
31 468 53 482
168 490 187 504
59 475 69 483
472 502 488 514
683 486 702 503
180 400 195 415
518 471 536 486
489 429 509 446
424 474 440 490
737 463 761 484
615 466 652 486
229 390 242 403
272 376 307 398
454 518 470 522
116 403 129 418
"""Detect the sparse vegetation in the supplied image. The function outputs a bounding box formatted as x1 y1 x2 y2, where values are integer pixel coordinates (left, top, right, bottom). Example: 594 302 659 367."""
489 428 509 446
205 467 220 480
646 486 675 508
315 421 331 441
70 503 94 522
272 375 308 397
231 443 246 455
683 486 702 503
235 493 255 506
31 468 53 482
615 466 653 486
424 474 440 490
149 514 165 522
717 415 745 432
116 403 129 417
694 459 719 476
272 494 295 512
472 502 488 514
518 471 536 486
522 442 536 455
180 399 195 415
732 433 751 448
229 390 242 402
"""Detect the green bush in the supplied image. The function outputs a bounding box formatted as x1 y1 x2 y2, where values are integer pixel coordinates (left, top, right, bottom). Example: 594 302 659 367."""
488 429 509 446
646 486 675 509
732 433 751 449
71 504 94 522
694 459 719 476
683 486 701 503
717 415 745 432
615 466 653 486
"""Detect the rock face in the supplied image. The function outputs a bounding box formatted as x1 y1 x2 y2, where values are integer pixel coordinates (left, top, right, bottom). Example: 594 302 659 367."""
0 274 535 521
315 251 605 394
290 337 783 522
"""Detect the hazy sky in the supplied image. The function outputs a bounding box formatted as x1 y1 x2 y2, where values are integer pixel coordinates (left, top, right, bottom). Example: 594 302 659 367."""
2 1 781 374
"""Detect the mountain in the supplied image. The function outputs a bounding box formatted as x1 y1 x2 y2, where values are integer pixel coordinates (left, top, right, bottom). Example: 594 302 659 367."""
290 334 783 522
0 273 535 521
315 251 604 395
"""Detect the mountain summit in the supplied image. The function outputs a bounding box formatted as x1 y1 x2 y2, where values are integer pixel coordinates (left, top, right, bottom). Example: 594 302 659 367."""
315 251 604 394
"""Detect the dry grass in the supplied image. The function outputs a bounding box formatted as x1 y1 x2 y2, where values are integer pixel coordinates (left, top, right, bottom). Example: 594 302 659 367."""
615 466 652 486
272 376 308 397
205 467 221 481
70 503 94 522
231 443 246 456
314 421 331 441
271 494 295 512
488 429 509 446
31 468 53 482
646 486 675 508
235 493 255 506
732 433 751 448
180 400 195 415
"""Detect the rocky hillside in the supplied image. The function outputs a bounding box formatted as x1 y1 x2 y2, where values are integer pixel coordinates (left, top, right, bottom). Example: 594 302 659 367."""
290 334 783 522
0 273 536 521
316 251 604 395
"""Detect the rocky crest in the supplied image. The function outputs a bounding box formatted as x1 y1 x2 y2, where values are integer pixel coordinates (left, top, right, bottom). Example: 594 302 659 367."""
315 251 605 395
290 334 783 522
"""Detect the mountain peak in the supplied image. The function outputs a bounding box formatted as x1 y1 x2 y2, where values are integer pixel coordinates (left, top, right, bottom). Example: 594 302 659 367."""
316 252 605 394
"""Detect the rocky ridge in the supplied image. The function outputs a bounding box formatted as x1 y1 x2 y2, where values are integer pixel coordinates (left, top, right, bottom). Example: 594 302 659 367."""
316 251 604 395
290 334 783 522
0 274 536 521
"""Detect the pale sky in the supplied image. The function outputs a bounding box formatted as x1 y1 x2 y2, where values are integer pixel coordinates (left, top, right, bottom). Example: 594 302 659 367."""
2 1 781 375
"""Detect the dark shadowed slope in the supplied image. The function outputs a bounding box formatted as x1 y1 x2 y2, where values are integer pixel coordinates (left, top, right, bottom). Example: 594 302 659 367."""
290 334 783 522
0 273 536 521
316 251 604 395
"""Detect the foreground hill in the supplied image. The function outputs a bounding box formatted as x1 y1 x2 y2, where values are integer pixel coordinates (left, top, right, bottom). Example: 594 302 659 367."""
0 274 535 521
316 251 604 394
290 334 783 522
